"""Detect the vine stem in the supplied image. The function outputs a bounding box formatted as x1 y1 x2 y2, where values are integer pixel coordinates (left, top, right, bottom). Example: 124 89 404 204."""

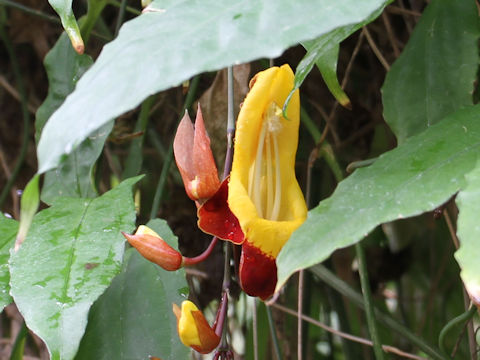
355 242 385 360
213 65 237 355
438 304 477 357
266 305 283 360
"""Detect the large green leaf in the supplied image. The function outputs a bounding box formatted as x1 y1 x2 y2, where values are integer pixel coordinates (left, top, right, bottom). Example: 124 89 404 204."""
0 213 18 311
76 219 189 360
276 105 480 290
9 177 141 360
382 0 479 144
37 0 390 173
455 161 480 306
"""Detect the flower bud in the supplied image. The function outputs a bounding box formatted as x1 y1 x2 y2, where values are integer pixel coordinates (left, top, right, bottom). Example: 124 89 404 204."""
172 300 220 354
173 105 220 202
122 225 182 271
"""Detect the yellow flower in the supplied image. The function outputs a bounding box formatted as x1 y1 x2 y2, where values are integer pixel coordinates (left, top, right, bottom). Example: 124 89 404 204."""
172 300 220 354
228 64 308 299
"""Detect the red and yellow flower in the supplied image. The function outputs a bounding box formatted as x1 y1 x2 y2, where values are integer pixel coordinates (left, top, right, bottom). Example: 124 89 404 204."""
228 64 307 299
198 64 307 299
172 300 221 354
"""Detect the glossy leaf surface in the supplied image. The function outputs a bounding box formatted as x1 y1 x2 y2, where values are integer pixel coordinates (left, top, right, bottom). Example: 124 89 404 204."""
382 0 479 143
37 0 391 173
76 219 189 360
10 177 141 360
277 105 480 290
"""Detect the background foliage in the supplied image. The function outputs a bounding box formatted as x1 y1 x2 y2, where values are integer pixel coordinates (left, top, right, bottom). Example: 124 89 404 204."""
0 0 479 359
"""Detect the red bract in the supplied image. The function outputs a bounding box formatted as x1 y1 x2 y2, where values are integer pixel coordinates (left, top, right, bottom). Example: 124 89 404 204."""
197 178 244 245
173 105 220 202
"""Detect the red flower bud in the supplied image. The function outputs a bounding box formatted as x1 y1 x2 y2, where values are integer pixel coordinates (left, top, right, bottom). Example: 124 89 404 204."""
122 226 183 271
173 105 220 202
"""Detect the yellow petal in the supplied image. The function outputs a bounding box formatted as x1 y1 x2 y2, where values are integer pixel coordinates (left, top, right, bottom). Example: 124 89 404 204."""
135 225 161 238
177 301 202 347
228 64 307 257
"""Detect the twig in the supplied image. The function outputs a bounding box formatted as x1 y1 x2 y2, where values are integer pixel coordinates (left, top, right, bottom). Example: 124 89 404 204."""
443 208 459 249
266 305 283 360
297 270 304 360
271 303 427 360
362 27 390 71
0 0 60 23
382 12 400 57
0 75 37 114
387 5 422 18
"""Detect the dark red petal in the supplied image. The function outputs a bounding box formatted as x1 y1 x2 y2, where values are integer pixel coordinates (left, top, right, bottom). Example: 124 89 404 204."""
197 177 244 245
239 241 277 300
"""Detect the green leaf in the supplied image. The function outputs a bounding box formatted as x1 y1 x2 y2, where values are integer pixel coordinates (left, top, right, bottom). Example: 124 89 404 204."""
9 176 142 360
15 175 40 251
0 213 18 311
381 0 480 144
283 2 389 113
276 105 480 291
37 0 391 173
455 161 480 306
312 44 351 108
36 33 93 142
76 219 189 360
36 33 108 205
48 0 84 53
41 121 113 205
